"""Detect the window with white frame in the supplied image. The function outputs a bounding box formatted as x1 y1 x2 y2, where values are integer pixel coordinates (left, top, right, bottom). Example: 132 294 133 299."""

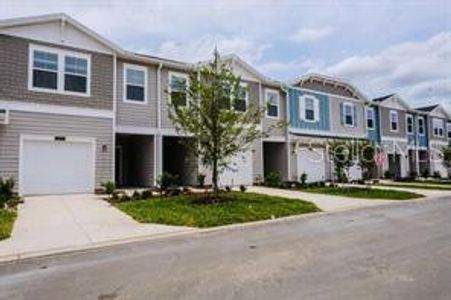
447 123 451 139
169 73 188 106
265 90 279 118
406 114 414 134
234 84 248 112
124 65 147 103
366 107 375 129
300 95 319 122
433 118 444 137
29 45 90 95
390 110 398 132
343 102 355 126
418 116 425 135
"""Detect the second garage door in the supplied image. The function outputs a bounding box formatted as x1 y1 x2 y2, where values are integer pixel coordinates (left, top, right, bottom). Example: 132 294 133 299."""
297 147 326 182
218 150 253 187
20 137 95 195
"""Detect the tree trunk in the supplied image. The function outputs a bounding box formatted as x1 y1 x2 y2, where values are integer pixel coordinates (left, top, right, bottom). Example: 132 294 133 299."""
212 157 219 198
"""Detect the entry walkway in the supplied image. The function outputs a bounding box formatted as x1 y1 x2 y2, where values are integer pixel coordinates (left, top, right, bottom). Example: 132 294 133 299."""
0 194 194 261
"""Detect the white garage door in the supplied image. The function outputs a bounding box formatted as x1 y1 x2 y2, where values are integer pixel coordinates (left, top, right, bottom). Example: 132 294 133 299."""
348 163 363 181
297 147 326 182
20 137 95 195
218 151 253 187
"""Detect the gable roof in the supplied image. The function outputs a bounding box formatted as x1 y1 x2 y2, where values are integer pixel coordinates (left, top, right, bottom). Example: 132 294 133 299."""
416 104 439 112
372 94 396 102
371 93 413 111
291 73 368 101
416 104 451 119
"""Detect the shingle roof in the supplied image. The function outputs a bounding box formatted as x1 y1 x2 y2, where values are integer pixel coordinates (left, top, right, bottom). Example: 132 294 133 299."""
372 94 395 102
416 104 439 112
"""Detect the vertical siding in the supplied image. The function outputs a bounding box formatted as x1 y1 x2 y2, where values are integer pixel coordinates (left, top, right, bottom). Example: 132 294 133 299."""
0 111 113 189
289 88 330 131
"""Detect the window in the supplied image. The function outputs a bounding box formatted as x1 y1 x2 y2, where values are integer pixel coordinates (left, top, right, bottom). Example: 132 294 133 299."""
65 56 88 93
366 108 375 129
418 116 425 135
406 114 414 134
32 50 58 90
343 102 355 126
448 123 451 139
124 65 147 103
29 45 90 96
234 84 248 112
265 90 279 118
390 110 398 132
169 72 188 106
433 118 444 137
300 95 319 122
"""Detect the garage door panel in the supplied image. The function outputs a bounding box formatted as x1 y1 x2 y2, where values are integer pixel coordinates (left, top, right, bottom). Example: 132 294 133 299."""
21 139 95 195
297 147 326 183
219 151 253 187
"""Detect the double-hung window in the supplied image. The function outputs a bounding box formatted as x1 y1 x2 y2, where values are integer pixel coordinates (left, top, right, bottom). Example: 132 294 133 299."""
448 123 451 139
124 65 147 103
343 102 355 126
265 90 279 118
29 45 90 95
390 110 398 132
366 107 375 129
418 116 425 135
300 95 318 122
433 118 444 137
169 72 188 107
234 84 248 112
406 114 414 134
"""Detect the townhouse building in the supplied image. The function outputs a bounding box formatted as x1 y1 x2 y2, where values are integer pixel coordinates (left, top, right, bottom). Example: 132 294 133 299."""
0 13 449 195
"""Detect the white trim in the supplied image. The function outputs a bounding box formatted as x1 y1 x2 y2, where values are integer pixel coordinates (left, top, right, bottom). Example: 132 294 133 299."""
342 102 355 127
263 136 286 142
289 127 366 139
417 115 425 136
18 134 96 195
406 113 414 134
123 63 148 105
299 95 319 123
290 86 365 104
447 122 451 139
265 89 280 119
168 71 189 106
365 106 375 130
389 110 399 132
115 125 158 135
381 136 408 142
0 100 113 119
432 117 445 137
28 44 91 97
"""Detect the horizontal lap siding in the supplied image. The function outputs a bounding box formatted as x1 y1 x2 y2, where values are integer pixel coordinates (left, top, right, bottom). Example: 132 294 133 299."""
262 87 286 137
0 111 113 189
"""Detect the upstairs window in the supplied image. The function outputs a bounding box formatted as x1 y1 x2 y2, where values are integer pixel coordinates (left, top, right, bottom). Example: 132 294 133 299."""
32 50 58 90
448 123 451 139
390 110 398 132
300 95 319 122
124 65 147 103
343 102 355 127
406 114 414 134
65 56 88 93
29 45 90 96
265 90 279 118
169 73 188 107
433 118 444 137
234 84 248 112
418 116 425 135
366 107 375 129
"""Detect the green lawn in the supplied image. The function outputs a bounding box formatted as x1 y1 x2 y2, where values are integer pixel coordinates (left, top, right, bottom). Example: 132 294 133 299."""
0 209 17 240
299 186 424 200
115 192 320 228
379 183 451 191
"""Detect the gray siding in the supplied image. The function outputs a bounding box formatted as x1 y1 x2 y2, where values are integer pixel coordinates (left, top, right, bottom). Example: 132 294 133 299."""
252 139 263 182
428 117 447 142
329 96 366 138
0 34 114 110
379 106 407 138
116 60 158 128
262 86 286 137
0 111 113 189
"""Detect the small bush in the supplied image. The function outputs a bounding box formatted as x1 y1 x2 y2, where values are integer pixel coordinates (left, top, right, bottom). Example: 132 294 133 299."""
264 172 282 187
409 170 418 179
300 173 308 186
101 180 116 195
168 187 182 197
141 190 153 199
384 170 394 179
157 172 180 195
132 191 142 201
420 169 430 178
239 185 247 192
433 171 441 179
225 186 231 192
0 177 15 209
197 173 206 188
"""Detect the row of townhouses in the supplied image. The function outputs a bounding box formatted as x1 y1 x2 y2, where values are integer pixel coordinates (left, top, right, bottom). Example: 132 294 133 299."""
0 14 450 195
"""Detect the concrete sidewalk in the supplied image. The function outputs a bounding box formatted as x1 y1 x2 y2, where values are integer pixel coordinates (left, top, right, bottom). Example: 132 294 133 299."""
248 186 401 212
0 194 195 261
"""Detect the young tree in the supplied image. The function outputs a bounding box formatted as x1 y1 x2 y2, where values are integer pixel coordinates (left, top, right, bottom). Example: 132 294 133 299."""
357 140 378 180
328 140 355 183
168 50 280 198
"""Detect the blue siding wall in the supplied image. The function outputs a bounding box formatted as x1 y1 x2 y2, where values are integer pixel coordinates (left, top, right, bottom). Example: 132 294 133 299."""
367 106 380 144
289 88 330 131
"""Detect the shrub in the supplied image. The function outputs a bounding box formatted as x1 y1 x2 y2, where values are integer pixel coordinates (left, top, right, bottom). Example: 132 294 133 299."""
157 172 180 195
264 172 282 187
239 185 247 192
119 194 132 202
300 173 308 186
433 171 441 179
0 177 15 209
132 191 142 201
197 173 206 187
101 180 116 196
384 170 394 179
225 186 231 192
141 190 153 199
420 169 430 178
409 170 418 179
168 187 182 197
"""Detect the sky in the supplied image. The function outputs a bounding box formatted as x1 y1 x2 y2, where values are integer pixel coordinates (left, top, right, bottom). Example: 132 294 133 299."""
1 0 450 108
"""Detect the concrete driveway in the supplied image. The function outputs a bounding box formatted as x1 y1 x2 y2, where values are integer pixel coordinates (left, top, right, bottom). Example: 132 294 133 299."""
0 194 194 261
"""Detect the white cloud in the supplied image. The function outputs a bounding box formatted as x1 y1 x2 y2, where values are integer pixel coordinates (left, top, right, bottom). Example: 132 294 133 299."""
321 32 451 106
290 26 336 43
152 35 272 64
257 58 325 79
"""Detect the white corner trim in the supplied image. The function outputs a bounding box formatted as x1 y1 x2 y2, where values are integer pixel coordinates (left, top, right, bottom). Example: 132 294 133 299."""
0 100 113 119
123 63 148 105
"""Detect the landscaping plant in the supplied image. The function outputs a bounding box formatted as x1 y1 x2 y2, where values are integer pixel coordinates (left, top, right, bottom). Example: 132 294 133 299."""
0 177 15 209
264 172 282 187
300 173 308 187
328 140 354 183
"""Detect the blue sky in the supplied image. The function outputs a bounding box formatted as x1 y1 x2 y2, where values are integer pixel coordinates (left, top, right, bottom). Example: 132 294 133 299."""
1 0 450 107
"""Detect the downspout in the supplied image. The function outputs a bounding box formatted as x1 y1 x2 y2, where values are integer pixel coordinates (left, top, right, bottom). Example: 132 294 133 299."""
259 80 263 182
281 84 291 181
112 53 117 184
154 62 163 186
